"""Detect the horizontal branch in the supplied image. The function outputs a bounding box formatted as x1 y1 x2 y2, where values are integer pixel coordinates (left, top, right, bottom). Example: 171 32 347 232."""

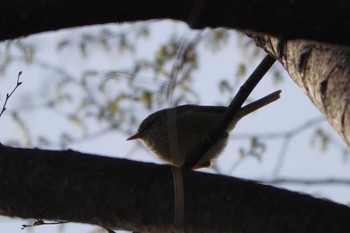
1 0 350 46
260 177 350 186
0 145 350 233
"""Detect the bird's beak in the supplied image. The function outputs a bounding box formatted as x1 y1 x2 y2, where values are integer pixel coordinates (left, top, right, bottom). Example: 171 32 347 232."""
127 132 141 141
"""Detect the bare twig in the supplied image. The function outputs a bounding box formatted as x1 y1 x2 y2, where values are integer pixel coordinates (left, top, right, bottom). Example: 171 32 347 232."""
230 117 325 140
228 117 329 176
21 219 69 229
259 177 350 186
103 227 116 233
272 136 291 178
0 71 23 117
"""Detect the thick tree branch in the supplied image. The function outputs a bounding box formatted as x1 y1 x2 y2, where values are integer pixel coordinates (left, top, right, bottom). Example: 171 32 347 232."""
250 34 350 148
1 0 350 46
0 145 350 233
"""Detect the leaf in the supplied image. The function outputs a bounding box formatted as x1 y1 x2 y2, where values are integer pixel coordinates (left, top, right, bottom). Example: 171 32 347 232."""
219 79 232 94
140 91 153 109
239 147 246 158
108 99 119 115
16 40 35 64
56 39 71 51
79 42 87 58
236 63 246 78
69 115 87 135
310 128 330 153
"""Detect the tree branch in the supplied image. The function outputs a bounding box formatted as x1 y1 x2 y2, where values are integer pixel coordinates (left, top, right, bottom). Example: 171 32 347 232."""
1 0 350 46
183 55 277 169
0 145 350 233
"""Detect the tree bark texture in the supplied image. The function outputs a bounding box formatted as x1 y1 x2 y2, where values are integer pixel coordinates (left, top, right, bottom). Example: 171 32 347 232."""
1 0 350 46
251 34 350 147
0 145 350 233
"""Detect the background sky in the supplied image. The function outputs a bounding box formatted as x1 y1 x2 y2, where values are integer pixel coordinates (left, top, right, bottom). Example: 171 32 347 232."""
0 20 349 233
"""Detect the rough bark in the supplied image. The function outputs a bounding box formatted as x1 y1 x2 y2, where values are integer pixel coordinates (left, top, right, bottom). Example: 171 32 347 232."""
251 34 350 147
0 0 350 46
0 145 350 233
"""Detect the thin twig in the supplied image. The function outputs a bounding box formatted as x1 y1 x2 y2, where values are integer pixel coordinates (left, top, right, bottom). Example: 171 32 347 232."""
272 136 291 178
259 177 350 186
21 219 69 229
0 71 23 117
103 227 116 233
230 117 325 140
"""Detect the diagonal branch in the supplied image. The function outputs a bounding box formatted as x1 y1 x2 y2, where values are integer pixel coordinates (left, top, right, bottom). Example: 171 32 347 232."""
183 55 276 169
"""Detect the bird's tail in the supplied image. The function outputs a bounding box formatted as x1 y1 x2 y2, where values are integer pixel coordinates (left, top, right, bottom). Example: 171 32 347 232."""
227 90 281 130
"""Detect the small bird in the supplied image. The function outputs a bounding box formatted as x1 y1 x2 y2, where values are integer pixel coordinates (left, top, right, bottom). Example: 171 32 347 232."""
127 90 281 169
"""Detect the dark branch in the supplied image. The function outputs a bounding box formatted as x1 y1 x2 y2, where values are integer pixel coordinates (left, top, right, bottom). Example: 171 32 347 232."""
1 0 350 46
1 145 350 233
0 71 23 117
183 55 276 169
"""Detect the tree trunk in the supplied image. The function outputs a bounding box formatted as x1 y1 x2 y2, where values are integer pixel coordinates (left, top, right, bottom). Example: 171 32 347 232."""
251 34 350 147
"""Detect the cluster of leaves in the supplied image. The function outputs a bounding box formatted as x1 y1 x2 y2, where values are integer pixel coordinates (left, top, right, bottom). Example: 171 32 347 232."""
0 40 35 74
